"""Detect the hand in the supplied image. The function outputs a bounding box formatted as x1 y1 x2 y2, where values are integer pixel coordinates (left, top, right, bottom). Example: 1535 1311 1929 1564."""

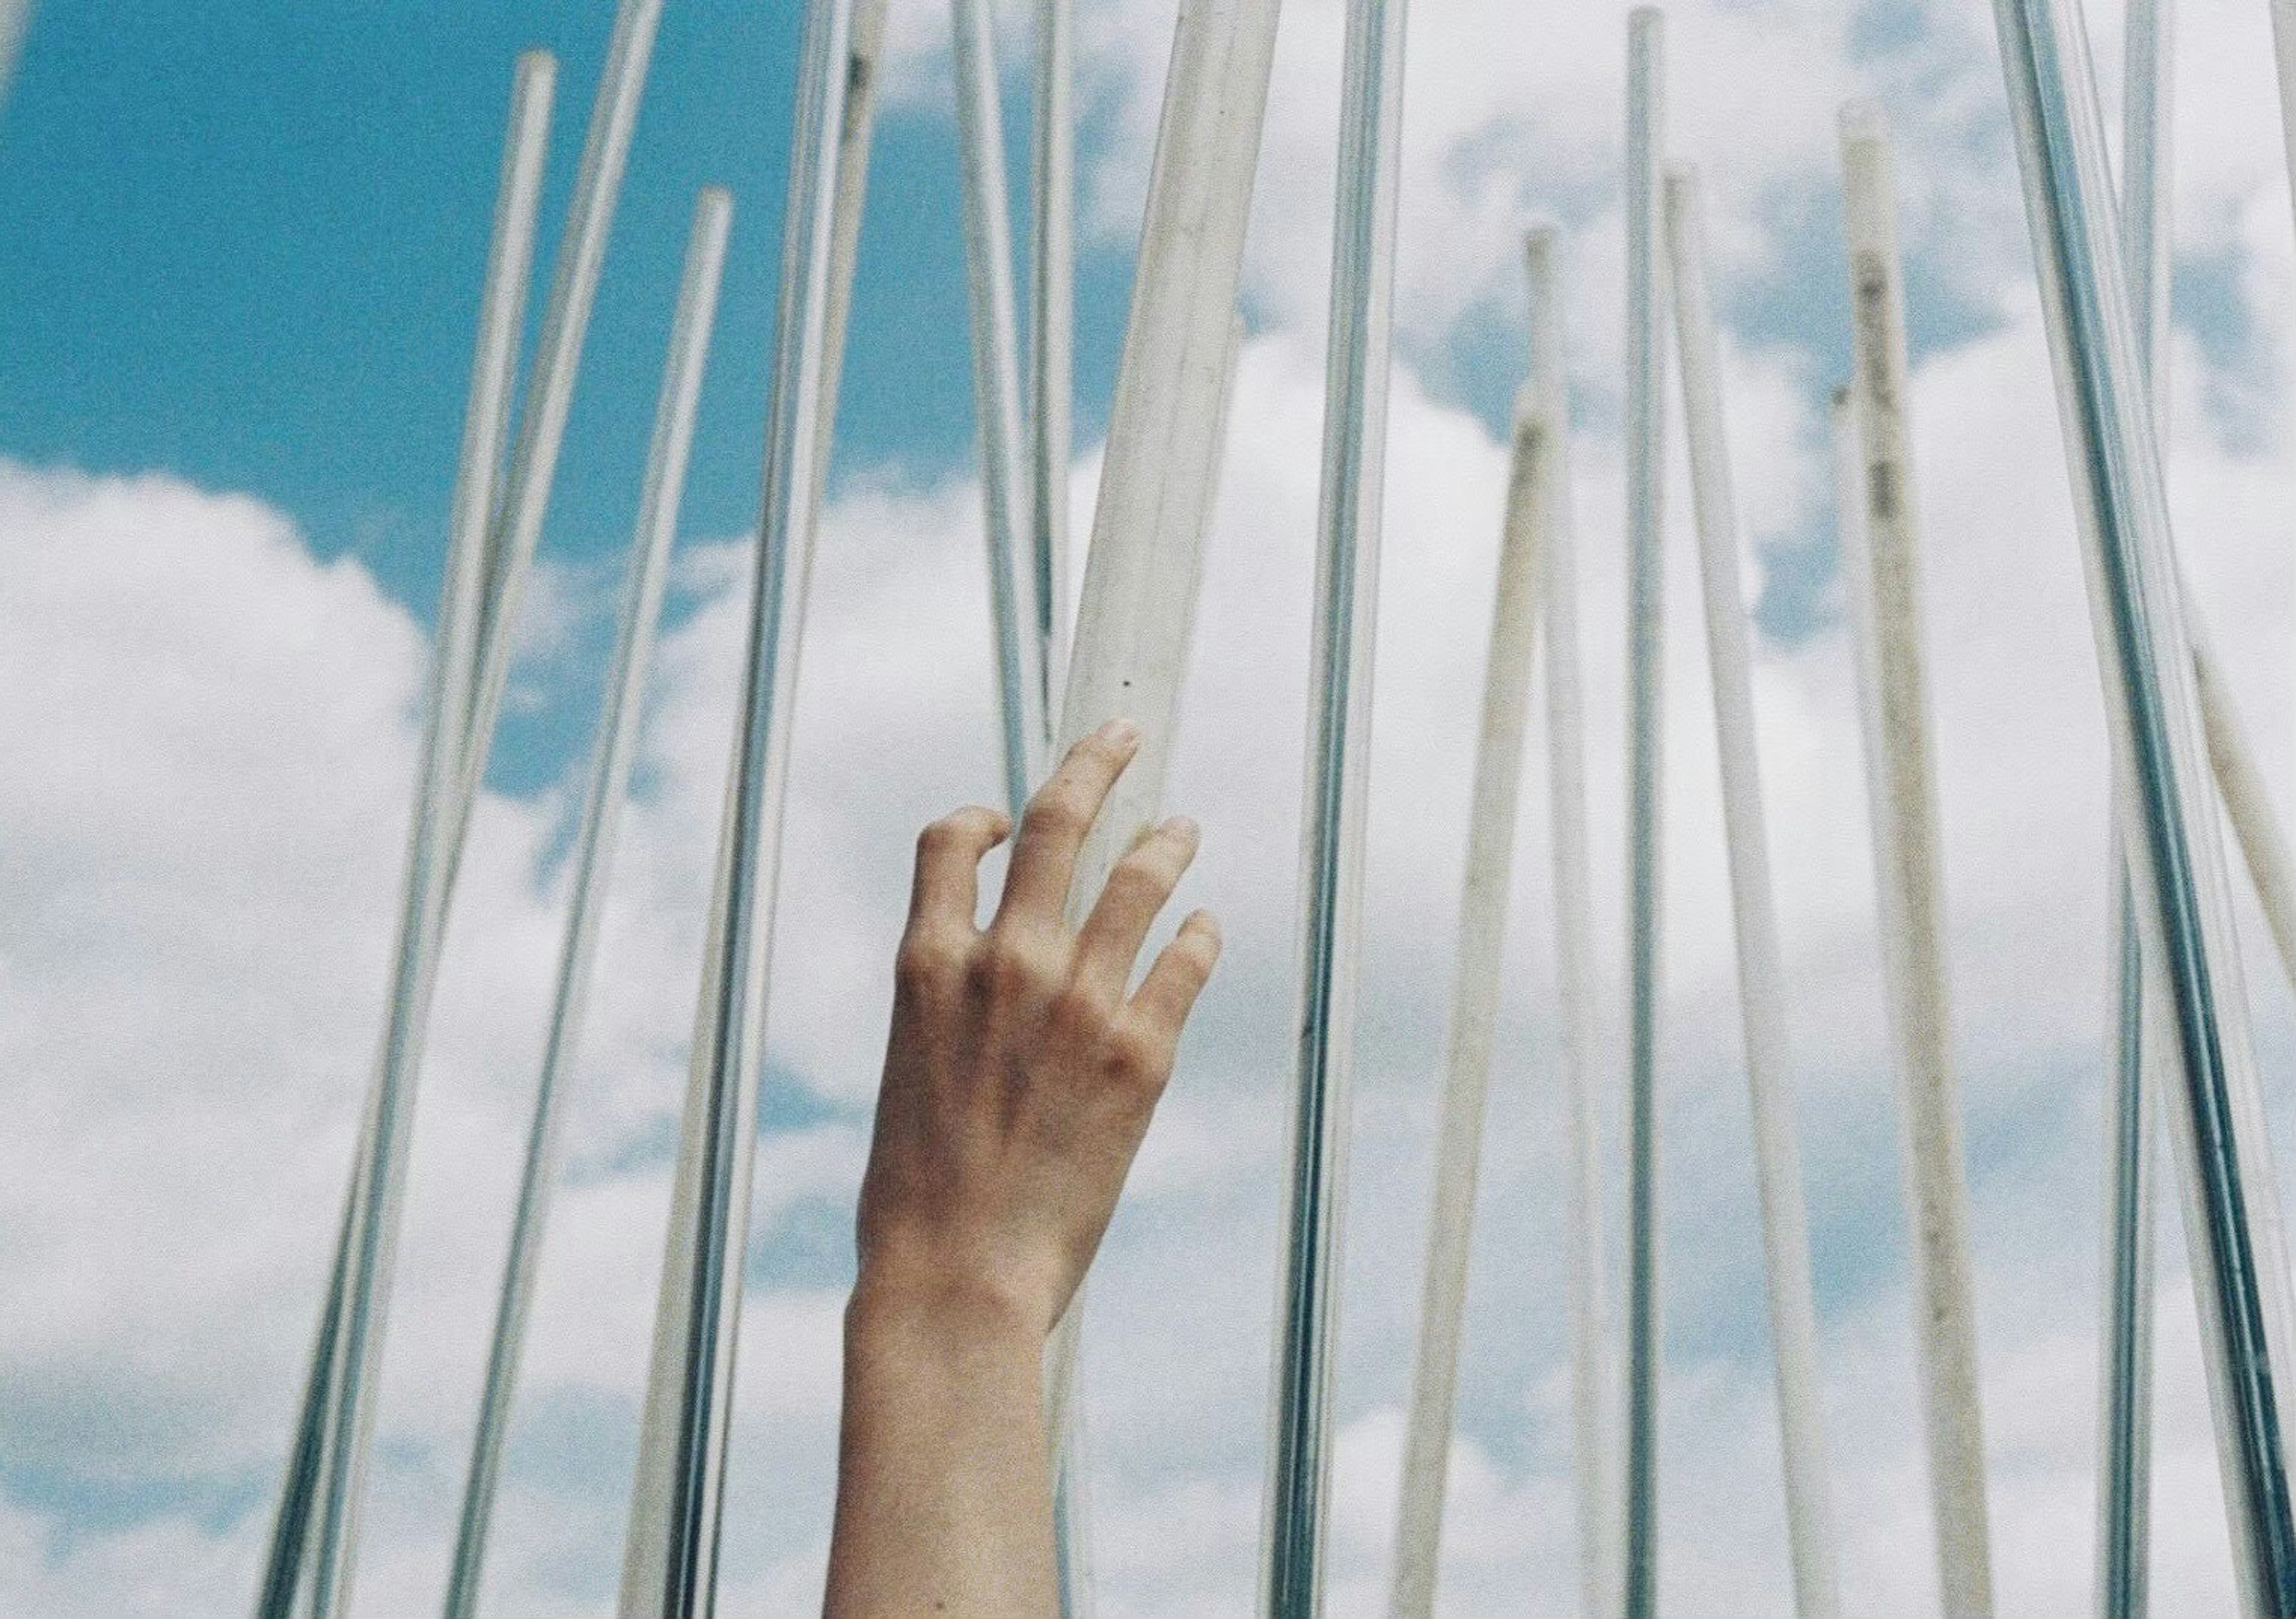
852 717 1223 1342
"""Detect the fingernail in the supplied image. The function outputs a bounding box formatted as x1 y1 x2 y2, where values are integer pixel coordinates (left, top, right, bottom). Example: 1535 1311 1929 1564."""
1099 717 1141 748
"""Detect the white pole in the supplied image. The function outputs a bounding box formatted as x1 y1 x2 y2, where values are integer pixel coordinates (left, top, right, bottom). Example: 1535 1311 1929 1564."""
1620 14 1666 1615
1040 0 1283 1475
817 0 890 505
1664 167 1841 1619
444 187 731 1619
1526 226 1614 1619
615 2 851 1611
952 0 1048 815
1991 5 2296 1609
1387 405 1546 1619
0 1 30 120
255 53 557 1618
1263 0 1407 1610
1031 0 1076 712
2099 1 2172 1606
1837 102 1994 1619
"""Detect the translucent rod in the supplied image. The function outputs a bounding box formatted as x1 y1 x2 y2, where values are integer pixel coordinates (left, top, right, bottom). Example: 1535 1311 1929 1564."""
1387 413 1546 1619
256 54 557 1619
952 0 1048 812
1663 167 1842 1619
1030 0 1076 718
1992 3 2296 1611
1262 0 1408 1611
816 0 889 507
1620 14 1666 1616
613 5 851 1614
0 1 30 120
1527 227 1615 1619
2099 1 2172 1609
2265 0 2296 316
461 0 668 806
1838 102 1995 1619
443 188 732 1619
1040 0 1283 1470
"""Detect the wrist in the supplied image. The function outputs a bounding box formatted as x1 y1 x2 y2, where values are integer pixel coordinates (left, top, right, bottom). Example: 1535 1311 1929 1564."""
846 1251 1051 1361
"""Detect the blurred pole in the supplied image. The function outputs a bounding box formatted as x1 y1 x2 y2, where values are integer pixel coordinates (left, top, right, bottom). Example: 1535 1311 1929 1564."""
952 0 1048 814
1031 0 1076 712
1387 404 1546 1619
1263 0 1406 1611
444 187 731 1619
1992 1 2296 1611
1040 0 1282 1471
257 52 556 1619
1527 225 1614 1619
1838 100 1993 1619
0 1 30 122
1665 166 1840 1619
1619 13 1665 1615
816 0 889 505
2099 0 2172 1609
614 2 851 1612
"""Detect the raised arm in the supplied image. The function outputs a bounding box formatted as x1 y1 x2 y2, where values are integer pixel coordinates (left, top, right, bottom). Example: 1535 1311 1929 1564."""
824 719 1222 1618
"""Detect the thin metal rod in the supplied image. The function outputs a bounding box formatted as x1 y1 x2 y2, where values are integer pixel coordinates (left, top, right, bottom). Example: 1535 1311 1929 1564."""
1040 0 1283 1468
1992 2 2296 1610
1838 101 1995 1619
1263 0 1406 1611
816 0 890 508
2263 1 2296 349
444 187 731 1619
1664 165 1842 1619
2196 634 2296 994
952 0 1048 813
616 4 851 1612
1387 410 1546 1619
257 53 557 1618
2099 2 2172 1608
1527 225 1614 1619
1030 0 1076 719
1620 14 1665 1615
0 1 30 120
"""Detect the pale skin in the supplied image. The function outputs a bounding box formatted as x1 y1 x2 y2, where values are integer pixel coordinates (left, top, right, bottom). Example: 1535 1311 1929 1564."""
824 718 1222 1618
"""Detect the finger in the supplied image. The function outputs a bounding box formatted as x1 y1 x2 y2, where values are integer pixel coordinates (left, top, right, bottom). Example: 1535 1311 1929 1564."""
1073 816 1201 1004
992 717 1141 933
1126 909 1223 1046
906 805 1011 937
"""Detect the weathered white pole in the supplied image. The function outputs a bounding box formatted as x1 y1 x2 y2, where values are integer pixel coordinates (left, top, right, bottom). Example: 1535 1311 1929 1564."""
255 53 557 1619
1665 167 1841 1619
1620 14 1666 1616
0 1 29 118
1992 2 2296 1610
1526 226 1614 1619
444 187 731 1619
616 2 851 1612
1837 101 1994 1619
1263 0 1406 1611
1039 0 1284 1470
817 0 889 505
1031 0 1076 711
2099 2 2172 1608
1386 407 1545 1619
952 0 1048 814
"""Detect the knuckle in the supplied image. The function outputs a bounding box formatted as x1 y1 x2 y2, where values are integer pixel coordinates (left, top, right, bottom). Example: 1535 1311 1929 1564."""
976 934 1061 1000
894 930 966 989
1025 790 1088 841
1105 1025 1171 1090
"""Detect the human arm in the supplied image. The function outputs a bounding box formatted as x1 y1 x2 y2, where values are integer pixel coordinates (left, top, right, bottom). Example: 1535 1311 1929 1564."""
823 718 1223 1618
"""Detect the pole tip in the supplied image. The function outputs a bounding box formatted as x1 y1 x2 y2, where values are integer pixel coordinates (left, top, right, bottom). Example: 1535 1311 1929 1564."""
1837 97 1888 146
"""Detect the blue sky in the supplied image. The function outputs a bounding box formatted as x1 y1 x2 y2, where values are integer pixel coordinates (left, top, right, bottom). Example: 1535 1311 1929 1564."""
8 1 2296 1614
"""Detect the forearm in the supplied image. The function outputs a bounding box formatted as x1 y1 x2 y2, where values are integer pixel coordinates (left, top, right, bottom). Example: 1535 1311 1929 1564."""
823 1279 1058 1618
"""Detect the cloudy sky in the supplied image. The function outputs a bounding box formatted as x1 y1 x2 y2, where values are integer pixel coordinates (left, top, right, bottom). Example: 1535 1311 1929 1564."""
5 0 2296 1614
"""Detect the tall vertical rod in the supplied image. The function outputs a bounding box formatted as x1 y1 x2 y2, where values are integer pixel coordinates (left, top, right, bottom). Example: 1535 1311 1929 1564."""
1838 102 1994 1619
1030 0 1076 713
1263 0 1406 1611
618 3 850 1611
443 188 732 1619
1040 0 1285 1474
255 53 556 1619
1528 226 1615 1619
2099 1 2173 1609
952 0 1048 814
1992 1 2296 1610
1619 13 1666 1615
0 1 30 120
1663 167 1842 1619
816 0 890 506
1386 411 1547 1619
